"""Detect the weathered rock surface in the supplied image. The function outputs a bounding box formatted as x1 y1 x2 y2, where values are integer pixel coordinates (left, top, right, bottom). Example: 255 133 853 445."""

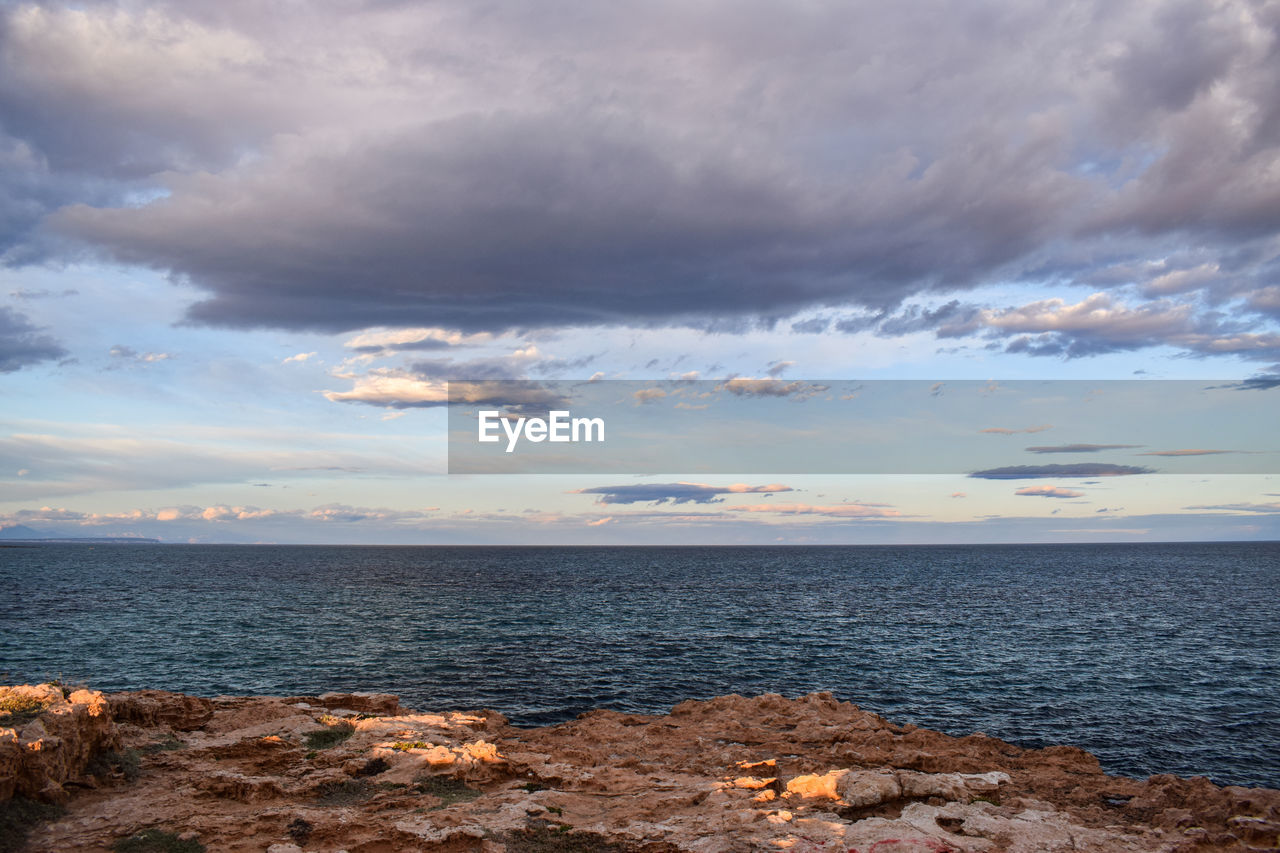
0 684 120 804
0 686 1276 851
107 690 214 731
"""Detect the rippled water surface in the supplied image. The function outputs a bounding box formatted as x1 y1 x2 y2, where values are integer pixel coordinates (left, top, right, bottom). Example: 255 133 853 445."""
2 542 1276 787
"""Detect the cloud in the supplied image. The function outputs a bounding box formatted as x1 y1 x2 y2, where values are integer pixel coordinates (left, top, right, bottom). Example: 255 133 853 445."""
1136 449 1235 456
717 379 829 399
323 369 446 408
1 502 441 528
1026 443 1141 453
970 463 1154 479
790 317 830 334
765 360 794 377
729 502 902 518
980 424 1053 435
108 344 172 364
323 371 568 411
977 293 1280 361
1205 375 1280 391
342 328 492 356
323 344 573 409
0 306 67 372
0 427 438 501
4 0 1276 342
1183 501 1280 514
633 387 667 404
876 300 983 338
1014 485 1085 498
571 482 793 505
9 288 77 299
282 352 316 364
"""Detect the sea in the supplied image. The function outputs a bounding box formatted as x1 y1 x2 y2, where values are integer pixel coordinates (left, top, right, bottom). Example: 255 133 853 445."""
1 542 1276 789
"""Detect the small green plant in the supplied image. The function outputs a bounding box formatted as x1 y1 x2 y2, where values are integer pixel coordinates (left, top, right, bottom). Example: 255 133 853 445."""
304 750 318 760
111 828 204 853
390 740 431 751
304 721 354 750
0 690 52 726
413 774 481 808
521 780 546 792
0 797 66 853
546 805 563 816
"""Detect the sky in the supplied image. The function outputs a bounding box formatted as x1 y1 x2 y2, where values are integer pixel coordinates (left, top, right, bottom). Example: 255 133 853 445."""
1 0 1279 544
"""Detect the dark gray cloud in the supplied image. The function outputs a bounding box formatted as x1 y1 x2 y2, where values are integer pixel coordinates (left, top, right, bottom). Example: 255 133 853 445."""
970 463 1155 480
9 287 77 299
790 317 831 334
1026 443 1142 454
0 0 1278 343
572 482 793 505
876 300 983 338
1206 375 1280 391
0 305 66 372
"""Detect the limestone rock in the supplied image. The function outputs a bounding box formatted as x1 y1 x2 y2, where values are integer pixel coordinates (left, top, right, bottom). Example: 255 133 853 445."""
107 690 214 731
2 686 1275 852
0 684 119 802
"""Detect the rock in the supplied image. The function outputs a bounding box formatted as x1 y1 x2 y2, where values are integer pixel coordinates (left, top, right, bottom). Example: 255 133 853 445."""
837 770 902 807
315 692 402 715
8 686 1277 853
195 770 285 802
787 768 849 800
0 684 119 802
107 690 214 731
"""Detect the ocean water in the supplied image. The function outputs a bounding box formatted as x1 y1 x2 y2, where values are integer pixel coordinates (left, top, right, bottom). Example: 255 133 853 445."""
1 542 1276 788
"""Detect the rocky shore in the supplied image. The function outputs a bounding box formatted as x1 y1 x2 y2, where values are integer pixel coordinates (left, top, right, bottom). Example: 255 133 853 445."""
1 684 1277 852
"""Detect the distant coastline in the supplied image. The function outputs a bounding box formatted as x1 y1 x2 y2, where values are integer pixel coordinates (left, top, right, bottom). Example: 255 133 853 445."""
0 537 160 545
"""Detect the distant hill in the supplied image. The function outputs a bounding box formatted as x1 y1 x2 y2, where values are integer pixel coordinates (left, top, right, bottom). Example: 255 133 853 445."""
0 524 55 539
0 524 160 544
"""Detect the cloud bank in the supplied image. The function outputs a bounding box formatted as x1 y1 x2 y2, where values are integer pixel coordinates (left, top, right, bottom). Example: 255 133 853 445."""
572 482 793 505
0 0 1274 355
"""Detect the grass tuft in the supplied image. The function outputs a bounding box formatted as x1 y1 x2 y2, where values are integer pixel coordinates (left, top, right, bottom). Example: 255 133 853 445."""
413 774 481 808
87 749 142 782
313 779 372 806
304 721 354 750
139 736 185 755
